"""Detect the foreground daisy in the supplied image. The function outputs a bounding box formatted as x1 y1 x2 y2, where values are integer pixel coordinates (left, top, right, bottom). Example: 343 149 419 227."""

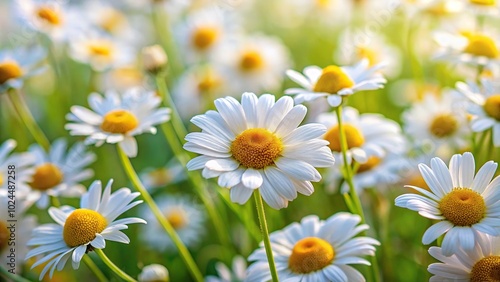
395 152 500 256
25 179 146 280
184 92 335 209
456 79 500 146
285 59 386 107
246 213 380 281
65 88 171 157
428 232 500 281
0 46 46 94
25 139 96 209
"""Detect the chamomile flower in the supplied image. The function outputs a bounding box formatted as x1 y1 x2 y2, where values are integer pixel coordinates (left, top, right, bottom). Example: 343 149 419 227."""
16 0 71 41
65 88 171 158
138 264 169 282
246 213 380 282
139 159 185 191
215 34 291 93
69 29 134 71
402 90 470 155
184 92 335 209
206 256 246 282
0 139 35 193
428 232 500 281
139 195 205 251
0 46 46 94
25 139 96 209
317 107 406 165
395 152 500 256
25 179 146 280
285 59 387 107
456 79 500 146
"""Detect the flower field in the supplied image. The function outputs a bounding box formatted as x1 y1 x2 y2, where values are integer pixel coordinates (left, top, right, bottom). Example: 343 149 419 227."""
1 0 500 281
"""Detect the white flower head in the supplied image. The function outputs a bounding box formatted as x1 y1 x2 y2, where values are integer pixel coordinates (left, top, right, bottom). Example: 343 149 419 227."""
139 159 185 191
206 256 246 282
184 92 335 209
16 0 72 41
25 179 146 280
24 138 96 209
456 79 500 146
395 152 500 256
286 60 387 107
246 213 380 281
138 264 169 282
65 88 171 157
0 46 46 93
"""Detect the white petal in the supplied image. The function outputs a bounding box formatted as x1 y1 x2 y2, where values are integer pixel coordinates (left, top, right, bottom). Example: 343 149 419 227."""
119 137 138 158
423 221 453 245
241 168 263 189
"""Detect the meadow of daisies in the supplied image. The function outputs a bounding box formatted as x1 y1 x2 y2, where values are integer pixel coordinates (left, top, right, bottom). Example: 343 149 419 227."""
2 0 500 281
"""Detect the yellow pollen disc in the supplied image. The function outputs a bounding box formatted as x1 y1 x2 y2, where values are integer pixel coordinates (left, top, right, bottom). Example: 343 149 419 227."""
439 188 486 226
100 109 139 134
36 6 61 25
63 209 108 248
288 237 335 274
429 114 458 138
239 50 264 72
231 128 283 169
88 42 113 57
30 163 63 191
470 0 496 6
0 173 3 186
148 168 171 187
0 221 8 252
192 27 219 50
100 9 126 33
166 209 187 230
470 256 500 282
324 123 365 152
357 47 378 66
464 35 499 59
316 0 331 8
0 61 23 85
313 65 354 94
197 73 221 93
357 157 381 173
484 95 500 121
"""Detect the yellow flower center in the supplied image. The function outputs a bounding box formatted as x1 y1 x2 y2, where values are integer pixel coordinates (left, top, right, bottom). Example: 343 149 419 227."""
36 6 61 25
357 47 378 66
288 237 335 274
0 61 23 85
313 65 354 94
470 0 496 6
0 173 3 187
30 163 63 191
0 221 9 252
192 27 219 50
239 50 264 72
88 42 113 57
197 73 221 93
231 128 283 169
148 168 172 187
407 173 430 191
316 0 331 8
100 110 139 134
439 188 486 226
470 256 500 282
324 124 365 152
63 209 108 248
99 9 126 33
166 209 187 230
484 94 500 121
464 35 499 59
429 114 458 138
356 157 381 173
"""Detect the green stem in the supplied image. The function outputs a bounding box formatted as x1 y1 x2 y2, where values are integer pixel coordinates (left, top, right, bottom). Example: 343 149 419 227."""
117 147 204 282
94 249 136 282
156 75 188 145
0 265 31 282
82 256 108 282
253 190 279 282
7 89 50 151
218 189 261 242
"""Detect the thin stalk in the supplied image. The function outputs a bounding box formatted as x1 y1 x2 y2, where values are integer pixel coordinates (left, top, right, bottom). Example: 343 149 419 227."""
0 265 31 282
82 256 108 282
94 249 136 282
7 89 50 151
117 147 204 282
253 190 279 282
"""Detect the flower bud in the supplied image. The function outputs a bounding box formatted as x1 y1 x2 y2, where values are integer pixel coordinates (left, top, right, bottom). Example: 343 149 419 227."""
142 45 168 74
138 264 169 282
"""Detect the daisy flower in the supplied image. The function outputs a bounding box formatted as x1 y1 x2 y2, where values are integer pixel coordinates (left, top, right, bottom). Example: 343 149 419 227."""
99 65 146 92
25 179 146 280
0 139 35 194
214 34 291 93
285 59 387 107
139 195 205 251
25 138 96 209
139 159 185 191
402 90 470 154
0 46 46 94
456 79 500 146
206 256 247 282
428 232 500 281
16 0 71 41
184 92 335 209
138 264 169 282
317 106 406 165
395 152 500 256
246 213 380 281
65 88 171 157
